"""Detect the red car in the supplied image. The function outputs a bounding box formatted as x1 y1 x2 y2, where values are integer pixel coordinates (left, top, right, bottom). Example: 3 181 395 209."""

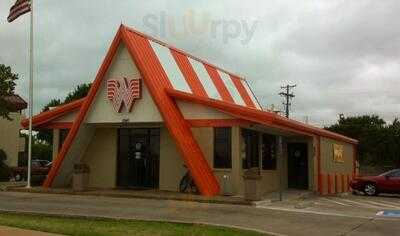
11 160 51 182
350 169 400 196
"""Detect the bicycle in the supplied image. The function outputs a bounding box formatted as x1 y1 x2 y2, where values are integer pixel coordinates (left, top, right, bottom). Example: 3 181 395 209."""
179 165 198 194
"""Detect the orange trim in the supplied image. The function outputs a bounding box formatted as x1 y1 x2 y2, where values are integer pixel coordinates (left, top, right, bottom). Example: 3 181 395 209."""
231 75 256 108
319 174 325 195
334 173 338 193
188 119 250 127
167 89 359 145
327 174 332 194
341 174 345 193
204 64 234 103
122 27 219 196
347 174 351 192
317 136 322 194
170 49 208 97
43 26 124 188
353 144 357 178
21 98 84 129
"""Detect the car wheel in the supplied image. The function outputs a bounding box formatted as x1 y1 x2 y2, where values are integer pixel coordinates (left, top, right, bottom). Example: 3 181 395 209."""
364 183 377 196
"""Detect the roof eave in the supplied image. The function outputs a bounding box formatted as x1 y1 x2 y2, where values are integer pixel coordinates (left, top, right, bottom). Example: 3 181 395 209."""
20 97 85 129
166 89 359 145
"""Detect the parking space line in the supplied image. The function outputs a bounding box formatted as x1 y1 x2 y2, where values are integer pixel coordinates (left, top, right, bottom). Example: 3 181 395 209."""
338 198 382 209
314 201 331 206
321 197 351 207
363 200 400 209
376 200 400 207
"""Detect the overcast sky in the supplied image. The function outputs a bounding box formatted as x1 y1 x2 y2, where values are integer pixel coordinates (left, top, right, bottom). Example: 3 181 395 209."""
1 0 399 126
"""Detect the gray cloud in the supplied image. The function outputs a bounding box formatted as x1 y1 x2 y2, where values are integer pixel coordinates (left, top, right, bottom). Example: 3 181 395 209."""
1 0 399 126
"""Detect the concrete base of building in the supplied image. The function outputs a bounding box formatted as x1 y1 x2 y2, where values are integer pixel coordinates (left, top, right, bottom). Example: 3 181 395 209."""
6 186 251 205
6 186 319 206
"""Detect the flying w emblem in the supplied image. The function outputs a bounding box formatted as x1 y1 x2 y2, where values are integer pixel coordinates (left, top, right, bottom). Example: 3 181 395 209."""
107 77 141 113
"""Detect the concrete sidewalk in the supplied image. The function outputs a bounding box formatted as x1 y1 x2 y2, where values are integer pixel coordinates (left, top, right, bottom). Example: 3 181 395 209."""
0 225 61 236
0 191 399 236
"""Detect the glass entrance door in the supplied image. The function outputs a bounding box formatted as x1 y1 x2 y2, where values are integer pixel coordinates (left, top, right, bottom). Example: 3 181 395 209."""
287 143 309 189
117 128 160 188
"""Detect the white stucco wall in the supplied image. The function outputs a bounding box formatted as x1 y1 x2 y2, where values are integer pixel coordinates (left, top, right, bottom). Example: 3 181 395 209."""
0 113 24 167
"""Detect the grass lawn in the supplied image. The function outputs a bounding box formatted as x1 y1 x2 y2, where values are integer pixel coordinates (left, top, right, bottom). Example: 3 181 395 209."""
0 212 265 236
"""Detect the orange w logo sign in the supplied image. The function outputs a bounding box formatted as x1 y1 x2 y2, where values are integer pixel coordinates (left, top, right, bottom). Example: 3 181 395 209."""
107 77 141 113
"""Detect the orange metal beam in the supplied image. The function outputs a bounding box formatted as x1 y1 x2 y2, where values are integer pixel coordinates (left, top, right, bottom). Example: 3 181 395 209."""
122 27 220 196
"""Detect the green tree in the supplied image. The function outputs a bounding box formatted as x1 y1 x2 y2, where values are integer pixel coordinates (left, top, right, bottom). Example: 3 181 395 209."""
385 119 400 167
64 83 91 104
326 115 400 167
0 64 18 120
42 98 62 112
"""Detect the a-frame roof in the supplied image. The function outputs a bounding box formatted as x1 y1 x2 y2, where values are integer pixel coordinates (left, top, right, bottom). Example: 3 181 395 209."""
124 26 263 111
24 24 358 144
42 25 357 194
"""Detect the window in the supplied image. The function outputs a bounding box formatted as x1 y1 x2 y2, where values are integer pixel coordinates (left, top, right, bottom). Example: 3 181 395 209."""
386 170 400 177
213 127 232 169
262 134 277 170
393 170 400 177
242 129 259 169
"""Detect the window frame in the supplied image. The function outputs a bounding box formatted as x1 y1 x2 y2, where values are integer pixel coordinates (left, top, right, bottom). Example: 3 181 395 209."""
241 129 260 169
213 127 232 169
261 134 277 170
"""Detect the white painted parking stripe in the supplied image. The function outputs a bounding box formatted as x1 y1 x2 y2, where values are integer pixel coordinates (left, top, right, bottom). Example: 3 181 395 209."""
321 197 351 207
256 205 373 219
376 200 400 207
363 200 400 209
338 198 382 209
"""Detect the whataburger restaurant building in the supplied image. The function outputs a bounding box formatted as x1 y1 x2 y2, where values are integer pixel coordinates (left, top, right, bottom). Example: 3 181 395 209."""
22 25 358 196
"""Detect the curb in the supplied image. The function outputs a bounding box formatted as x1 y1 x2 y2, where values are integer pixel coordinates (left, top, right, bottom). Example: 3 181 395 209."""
5 187 252 206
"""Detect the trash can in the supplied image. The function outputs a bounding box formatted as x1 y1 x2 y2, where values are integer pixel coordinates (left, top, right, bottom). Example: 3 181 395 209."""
221 174 234 196
73 163 89 191
243 167 262 201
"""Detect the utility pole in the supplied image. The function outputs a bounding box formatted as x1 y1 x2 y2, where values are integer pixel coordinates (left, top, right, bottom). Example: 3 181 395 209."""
279 84 296 118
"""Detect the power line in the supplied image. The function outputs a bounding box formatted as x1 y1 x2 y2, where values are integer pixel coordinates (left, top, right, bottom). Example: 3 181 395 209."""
279 84 296 118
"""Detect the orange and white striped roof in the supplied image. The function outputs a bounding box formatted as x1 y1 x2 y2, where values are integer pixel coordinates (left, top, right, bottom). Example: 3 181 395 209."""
135 30 262 110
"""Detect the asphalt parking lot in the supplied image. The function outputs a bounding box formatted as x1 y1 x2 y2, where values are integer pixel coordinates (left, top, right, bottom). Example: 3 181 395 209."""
256 193 400 218
0 191 399 235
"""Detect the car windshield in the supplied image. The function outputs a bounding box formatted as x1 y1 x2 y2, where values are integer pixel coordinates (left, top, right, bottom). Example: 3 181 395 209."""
379 169 400 176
